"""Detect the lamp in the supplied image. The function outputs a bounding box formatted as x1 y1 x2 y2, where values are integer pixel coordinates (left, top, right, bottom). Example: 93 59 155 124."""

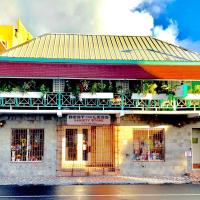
0 120 6 127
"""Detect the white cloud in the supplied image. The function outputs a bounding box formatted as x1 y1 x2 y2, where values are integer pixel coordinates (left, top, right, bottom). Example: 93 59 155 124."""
152 20 179 44
133 0 174 17
98 0 154 35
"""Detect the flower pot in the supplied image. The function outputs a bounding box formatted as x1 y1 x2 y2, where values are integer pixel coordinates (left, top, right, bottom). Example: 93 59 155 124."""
131 93 167 100
0 92 43 98
184 94 200 100
79 92 114 99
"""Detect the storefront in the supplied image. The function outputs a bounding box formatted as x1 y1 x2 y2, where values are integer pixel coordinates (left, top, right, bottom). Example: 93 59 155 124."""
0 114 199 178
56 114 118 176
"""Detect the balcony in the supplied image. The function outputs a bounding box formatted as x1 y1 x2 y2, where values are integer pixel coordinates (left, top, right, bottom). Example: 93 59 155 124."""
0 79 200 114
0 92 200 112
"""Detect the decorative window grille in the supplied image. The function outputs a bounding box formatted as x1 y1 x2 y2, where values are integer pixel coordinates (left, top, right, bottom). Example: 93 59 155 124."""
116 80 129 94
133 128 164 161
53 79 65 92
11 129 44 162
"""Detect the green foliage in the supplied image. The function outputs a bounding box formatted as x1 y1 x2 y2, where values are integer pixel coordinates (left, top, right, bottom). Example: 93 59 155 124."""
0 83 12 92
72 85 80 97
40 84 49 95
91 82 98 94
194 85 200 94
161 84 176 95
143 81 157 94
108 81 113 92
97 81 106 92
81 80 90 92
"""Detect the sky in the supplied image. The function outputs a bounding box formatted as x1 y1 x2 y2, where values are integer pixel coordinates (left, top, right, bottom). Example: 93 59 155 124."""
0 0 200 53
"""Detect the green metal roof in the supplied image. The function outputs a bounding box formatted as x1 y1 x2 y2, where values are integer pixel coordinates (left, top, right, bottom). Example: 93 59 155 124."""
0 33 200 62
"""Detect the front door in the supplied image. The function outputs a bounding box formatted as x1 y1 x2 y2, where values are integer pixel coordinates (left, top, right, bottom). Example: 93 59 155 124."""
64 127 89 166
192 129 200 169
57 125 116 176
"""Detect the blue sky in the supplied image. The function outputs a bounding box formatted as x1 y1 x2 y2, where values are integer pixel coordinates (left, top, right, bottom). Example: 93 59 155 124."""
0 0 200 53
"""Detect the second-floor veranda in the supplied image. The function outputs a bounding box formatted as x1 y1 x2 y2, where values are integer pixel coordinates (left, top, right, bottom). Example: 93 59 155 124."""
0 78 200 112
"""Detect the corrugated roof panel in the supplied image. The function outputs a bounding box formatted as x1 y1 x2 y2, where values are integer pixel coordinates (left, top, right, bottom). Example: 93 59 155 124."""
137 36 154 60
17 41 29 57
101 35 111 59
88 35 96 59
110 36 122 60
123 36 137 60
180 47 197 61
11 46 22 58
22 39 35 58
166 43 187 60
41 34 50 58
82 35 90 59
119 36 132 60
149 38 166 60
115 36 127 60
46 34 55 58
57 34 65 58
68 35 74 59
73 35 79 59
157 39 178 60
105 35 117 60
127 36 142 60
63 35 69 59
79 35 86 59
144 37 164 60
96 35 106 60
133 37 149 60
29 36 40 58
53 35 60 59
141 37 158 61
35 35 45 58
171 44 192 61
186 50 200 60
92 35 101 59
0 33 199 62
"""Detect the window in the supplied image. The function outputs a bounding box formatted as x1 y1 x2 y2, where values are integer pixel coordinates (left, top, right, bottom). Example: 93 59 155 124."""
132 129 164 161
11 129 44 162
116 80 129 94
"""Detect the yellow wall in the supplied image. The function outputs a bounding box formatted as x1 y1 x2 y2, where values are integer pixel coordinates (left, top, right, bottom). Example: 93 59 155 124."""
0 19 32 52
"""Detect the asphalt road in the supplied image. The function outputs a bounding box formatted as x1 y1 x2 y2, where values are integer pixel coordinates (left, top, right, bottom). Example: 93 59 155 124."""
0 184 199 200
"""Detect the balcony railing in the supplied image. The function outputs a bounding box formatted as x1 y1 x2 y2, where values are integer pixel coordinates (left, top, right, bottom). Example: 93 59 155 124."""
0 92 200 111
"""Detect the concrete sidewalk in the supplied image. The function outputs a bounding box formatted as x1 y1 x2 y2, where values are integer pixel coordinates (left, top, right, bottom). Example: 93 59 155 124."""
0 175 200 185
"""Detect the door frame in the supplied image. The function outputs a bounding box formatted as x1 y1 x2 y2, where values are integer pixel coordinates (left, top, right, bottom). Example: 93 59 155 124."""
192 128 200 170
62 126 91 167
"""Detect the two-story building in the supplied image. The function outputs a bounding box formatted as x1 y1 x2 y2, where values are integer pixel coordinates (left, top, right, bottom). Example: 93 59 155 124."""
0 33 200 177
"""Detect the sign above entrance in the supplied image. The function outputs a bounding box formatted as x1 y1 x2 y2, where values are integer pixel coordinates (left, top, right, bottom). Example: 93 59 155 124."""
67 114 111 125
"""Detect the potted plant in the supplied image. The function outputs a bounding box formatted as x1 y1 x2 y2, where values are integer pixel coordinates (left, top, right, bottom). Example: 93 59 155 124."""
185 85 200 100
0 80 44 98
131 81 167 100
79 81 114 99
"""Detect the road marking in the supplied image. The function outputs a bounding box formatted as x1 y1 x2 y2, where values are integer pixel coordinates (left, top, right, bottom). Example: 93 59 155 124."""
0 194 200 198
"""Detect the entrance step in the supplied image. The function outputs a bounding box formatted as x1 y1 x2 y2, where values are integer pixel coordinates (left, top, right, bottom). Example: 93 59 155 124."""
57 167 118 177
57 169 89 177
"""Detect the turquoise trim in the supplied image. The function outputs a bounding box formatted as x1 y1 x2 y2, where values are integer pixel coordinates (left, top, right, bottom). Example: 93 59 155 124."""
0 56 199 65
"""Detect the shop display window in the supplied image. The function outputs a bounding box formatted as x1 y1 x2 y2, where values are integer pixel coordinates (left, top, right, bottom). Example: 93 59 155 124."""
132 128 164 161
11 129 44 162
